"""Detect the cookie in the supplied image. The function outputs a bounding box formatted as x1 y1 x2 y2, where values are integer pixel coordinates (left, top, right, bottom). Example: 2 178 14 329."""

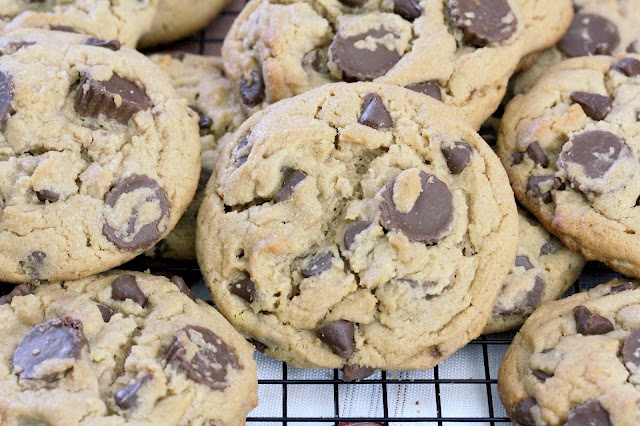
221 0 573 129
483 209 585 334
514 0 640 95
196 82 518 370
499 278 640 425
0 29 200 283
0 271 258 425
147 54 246 260
498 54 640 278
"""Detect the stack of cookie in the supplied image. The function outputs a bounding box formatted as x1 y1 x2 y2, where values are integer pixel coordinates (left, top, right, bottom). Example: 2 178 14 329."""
1 0 640 424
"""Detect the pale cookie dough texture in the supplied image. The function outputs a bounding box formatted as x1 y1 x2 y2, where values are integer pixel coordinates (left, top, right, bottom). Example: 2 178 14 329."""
221 0 573 129
499 279 640 426
0 271 258 426
498 54 640 278
148 54 246 260
0 0 159 48
0 29 200 283
483 209 585 334
514 0 640 95
197 82 518 370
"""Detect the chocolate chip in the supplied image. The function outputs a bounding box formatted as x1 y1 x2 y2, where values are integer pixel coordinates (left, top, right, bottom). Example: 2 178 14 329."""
566 400 612 426
111 274 147 307
229 277 256 303
559 130 625 180
0 71 13 132
359 93 392 129
338 0 367 6
166 325 241 390
115 374 152 409
532 369 552 382
525 276 544 309
540 240 558 255
273 170 306 203
82 38 121 51
49 25 78 33
442 141 474 174
622 328 640 369
394 0 422 22
0 283 31 305
97 304 114 322
511 152 524 165
13 317 87 381
449 0 518 47
573 305 614 335
479 125 497 145
316 320 355 358
330 28 401 80
170 275 195 301
240 70 265 106
558 13 620 57
36 189 60 203
570 92 612 121
190 105 212 129
513 398 536 426
526 176 561 204
301 252 333 278
344 221 371 250
525 142 549 167
74 72 150 124
233 133 251 166
613 58 640 77
609 282 636 294
381 171 454 244
22 251 46 279
341 364 376 381
103 175 170 251
405 81 442 102
515 256 533 270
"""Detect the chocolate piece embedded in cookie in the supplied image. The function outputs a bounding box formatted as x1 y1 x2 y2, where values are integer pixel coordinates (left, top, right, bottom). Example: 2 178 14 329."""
0 71 13 131
111 274 147 307
557 13 620 57
449 0 518 47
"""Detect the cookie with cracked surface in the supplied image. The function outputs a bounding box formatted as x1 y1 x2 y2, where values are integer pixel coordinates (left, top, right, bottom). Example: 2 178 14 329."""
0 271 257 425
499 278 640 425
0 29 200 283
498 54 640 278
221 0 573 129
147 54 246 260
0 0 159 47
196 82 518 370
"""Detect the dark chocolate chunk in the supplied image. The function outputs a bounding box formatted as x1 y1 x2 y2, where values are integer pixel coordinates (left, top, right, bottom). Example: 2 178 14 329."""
623 328 640 368
171 275 196 301
82 38 121 51
229 277 256 303
0 283 31 305
532 369 552 382
525 142 549 167
573 305 614 335
511 152 524 165
190 105 212 129
36 189 60 203
240 70 265 106
525 276 544 309
111 274 147 307
338 0 367 6
613 57 640 77
0 71 13 132
405 81 442 102
74 72 150 124
344 221 371 250
609 282 636 294
330 28 401 80
380 171 454 244
166 325 241 390
526 176 561 204
394 0 422 21
540 240 558 255
566 400 612 426
359 93 393 129
442 141 474 174
449 0 518 47
560 130 625 179
114 374 152 409
513 398 536 426
301 252 333 278
558 13 620 57
316 320 355 358
97 304 114 322
341 364 377 381
273 170 306 203
515 256 533 270
570 91 612 121
103 175 170 251
233 133 251 166
13 317 87 381
22 251 46 279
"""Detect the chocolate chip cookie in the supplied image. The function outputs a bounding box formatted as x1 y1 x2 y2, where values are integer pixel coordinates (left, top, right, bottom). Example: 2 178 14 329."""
499 278 640 425
147 53 246 260
221 0 573 129
498 54 640 278
0 271 257 425
196 82 518 370
0 29 200 283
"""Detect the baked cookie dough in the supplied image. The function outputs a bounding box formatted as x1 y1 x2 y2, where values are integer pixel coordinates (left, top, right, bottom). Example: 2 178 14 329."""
499 278 640 425
221 0 573 129
197 82 518 370
0 29 200 283
0 271 257 425
498 54 640 278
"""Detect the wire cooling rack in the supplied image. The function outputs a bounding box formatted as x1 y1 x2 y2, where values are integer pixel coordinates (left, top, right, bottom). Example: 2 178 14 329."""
141 2 628 424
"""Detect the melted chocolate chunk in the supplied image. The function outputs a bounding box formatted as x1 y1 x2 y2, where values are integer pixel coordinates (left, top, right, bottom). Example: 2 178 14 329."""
36 189 60 203
558 13 620 57
359 93 393 129
405 81 442 102
316 320 355 358
103 175 170 251
171 275 195 301
330 28 401 80
613 57 640 77
341 364 377 381
13 317 87 381
74 72 150 124
573 305 614 335
166 325 241 390
301 252 333 278
442 141 474 174
570 91 612 121
525 276 544 309
515 256 533 270
381 171 454 244
513 398 536 426
344 221 371 250
273 170 306 203
393 0 422 22
609 282 636 294
622 328 640 368
240 70 265 106
449 0 518 47
0 71 13 132
540 240 558 255
526 176 561 204
111 274 147 307
82 38 121 51
532 369 552 382
525 142 549 167
97 304 114 322
560 130 625 180
0 283 31 305
229 277 256 303
115 374 152 409
566 400 612 426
